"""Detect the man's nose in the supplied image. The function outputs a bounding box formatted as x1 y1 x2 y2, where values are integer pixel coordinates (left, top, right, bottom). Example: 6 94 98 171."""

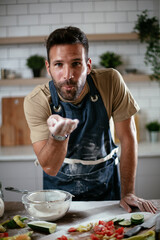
63 65 73 80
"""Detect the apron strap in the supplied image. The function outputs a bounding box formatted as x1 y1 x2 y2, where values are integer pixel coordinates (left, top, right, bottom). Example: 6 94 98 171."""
49 80 59 108
87 74 99 102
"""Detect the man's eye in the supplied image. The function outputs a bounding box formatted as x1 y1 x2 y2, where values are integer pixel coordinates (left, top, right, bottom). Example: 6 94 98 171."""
72 62 81 67
55 63 62 67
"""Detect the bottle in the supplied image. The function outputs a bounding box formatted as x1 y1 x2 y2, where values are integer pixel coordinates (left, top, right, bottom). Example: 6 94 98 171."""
0 182 4 217
1 69 7 79
0 182 4 200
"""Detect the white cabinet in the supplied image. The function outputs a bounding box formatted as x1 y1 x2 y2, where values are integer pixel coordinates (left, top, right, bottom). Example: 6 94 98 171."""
118 142 160 199
135 156 160 199
0 160 43 202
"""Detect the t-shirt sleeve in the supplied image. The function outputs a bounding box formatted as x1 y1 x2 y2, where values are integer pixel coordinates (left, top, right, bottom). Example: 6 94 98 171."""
24 87 51 143
91 69 140 122
111 70 140 122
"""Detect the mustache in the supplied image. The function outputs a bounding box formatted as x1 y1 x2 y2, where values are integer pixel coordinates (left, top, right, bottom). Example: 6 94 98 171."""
49 70 76 87
61 79 76 86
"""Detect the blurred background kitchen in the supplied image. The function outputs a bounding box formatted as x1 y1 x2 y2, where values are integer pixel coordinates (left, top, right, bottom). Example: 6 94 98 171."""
0 0 160 202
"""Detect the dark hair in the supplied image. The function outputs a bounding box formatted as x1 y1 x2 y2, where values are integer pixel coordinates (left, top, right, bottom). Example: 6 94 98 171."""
46 26 89 63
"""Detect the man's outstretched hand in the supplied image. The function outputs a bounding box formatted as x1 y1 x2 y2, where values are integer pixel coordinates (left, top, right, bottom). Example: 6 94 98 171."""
47 114 79 137
120 193 157 213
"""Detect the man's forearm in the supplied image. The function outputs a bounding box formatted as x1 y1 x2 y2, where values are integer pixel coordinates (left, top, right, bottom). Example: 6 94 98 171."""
34 135 69 176
119 139 157 214
120 136 138 198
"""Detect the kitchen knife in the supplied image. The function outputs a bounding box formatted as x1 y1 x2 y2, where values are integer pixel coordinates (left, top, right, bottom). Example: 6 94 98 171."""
124 213 160 238
155 214 160 240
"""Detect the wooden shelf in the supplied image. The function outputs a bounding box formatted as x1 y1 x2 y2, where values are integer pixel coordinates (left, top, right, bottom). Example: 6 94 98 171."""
0 33 138 45
0 36 47 45
0 74 150 86
123 74 150 82
0 77 49 86
87 32 138 41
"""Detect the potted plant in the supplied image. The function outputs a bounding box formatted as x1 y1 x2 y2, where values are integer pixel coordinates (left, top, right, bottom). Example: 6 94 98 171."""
134 10 160 81
99 52 123 69
26 54 45 78
146 121 160 142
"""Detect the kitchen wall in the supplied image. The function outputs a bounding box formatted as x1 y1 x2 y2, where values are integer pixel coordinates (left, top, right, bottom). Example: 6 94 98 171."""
1 0 159 77
0 0 160 141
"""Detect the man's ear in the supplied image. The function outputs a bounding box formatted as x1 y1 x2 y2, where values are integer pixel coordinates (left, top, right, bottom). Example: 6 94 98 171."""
87 58 92 74
45 60 51 77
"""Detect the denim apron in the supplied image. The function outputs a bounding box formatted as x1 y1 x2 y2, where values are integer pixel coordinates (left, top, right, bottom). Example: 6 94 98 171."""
43 74 121 200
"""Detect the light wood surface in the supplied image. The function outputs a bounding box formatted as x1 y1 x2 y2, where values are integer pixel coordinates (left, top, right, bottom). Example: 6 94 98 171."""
0 97 31 146
0 74 150 86
0 77 49 86
0 33 139 45
2 200 160 240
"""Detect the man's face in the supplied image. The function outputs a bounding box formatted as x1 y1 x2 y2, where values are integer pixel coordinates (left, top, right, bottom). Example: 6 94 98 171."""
46 44 92 101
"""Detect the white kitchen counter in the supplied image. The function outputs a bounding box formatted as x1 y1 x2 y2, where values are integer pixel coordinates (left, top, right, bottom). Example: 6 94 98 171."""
0 145 36 161
0 141 160 161
118 141 160 158
0 142 160 201
137 141 160 157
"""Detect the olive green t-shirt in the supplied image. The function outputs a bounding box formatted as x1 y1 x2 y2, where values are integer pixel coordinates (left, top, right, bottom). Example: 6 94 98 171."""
24 68 140 143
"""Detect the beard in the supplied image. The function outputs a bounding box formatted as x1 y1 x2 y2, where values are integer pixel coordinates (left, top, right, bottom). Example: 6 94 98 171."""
50 74 86 101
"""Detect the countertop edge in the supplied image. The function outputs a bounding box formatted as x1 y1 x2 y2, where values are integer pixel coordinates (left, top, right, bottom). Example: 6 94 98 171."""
0 142 160 161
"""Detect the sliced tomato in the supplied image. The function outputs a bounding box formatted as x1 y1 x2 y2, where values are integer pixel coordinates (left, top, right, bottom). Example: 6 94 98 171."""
106 220 114 226
93 225 106 235
93 225 104 232
115 227 124 239
105 229 115 236
90 234 99 240
116 234 124 239
0 232 9 237
94 220 116 237
68 227 77 232
105 220 115 230
57 235 68 240
98 220 106 226
115 227 124 235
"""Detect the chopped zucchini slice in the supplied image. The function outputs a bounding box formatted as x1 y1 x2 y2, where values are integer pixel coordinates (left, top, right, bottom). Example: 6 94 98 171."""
0 224 6 233
118 220 132 227
131 213 144 225
113 218 125 224
28 221 57 234
13 215 26 228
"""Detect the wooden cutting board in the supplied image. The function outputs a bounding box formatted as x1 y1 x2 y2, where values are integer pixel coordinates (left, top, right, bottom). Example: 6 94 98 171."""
40 212 154 240
0 97 31 146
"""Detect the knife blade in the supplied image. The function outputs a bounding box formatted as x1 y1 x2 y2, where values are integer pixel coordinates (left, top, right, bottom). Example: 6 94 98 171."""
124 213 160 238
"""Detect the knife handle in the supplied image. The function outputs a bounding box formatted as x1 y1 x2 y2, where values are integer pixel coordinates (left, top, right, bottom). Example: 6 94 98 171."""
124 225 142 238
155 215 160 240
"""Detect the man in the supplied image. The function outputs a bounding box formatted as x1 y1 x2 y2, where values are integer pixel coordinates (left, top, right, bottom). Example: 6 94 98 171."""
24 26 156 213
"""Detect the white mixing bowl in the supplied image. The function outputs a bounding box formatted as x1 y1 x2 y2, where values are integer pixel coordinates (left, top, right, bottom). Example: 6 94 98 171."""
22 190 72 221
